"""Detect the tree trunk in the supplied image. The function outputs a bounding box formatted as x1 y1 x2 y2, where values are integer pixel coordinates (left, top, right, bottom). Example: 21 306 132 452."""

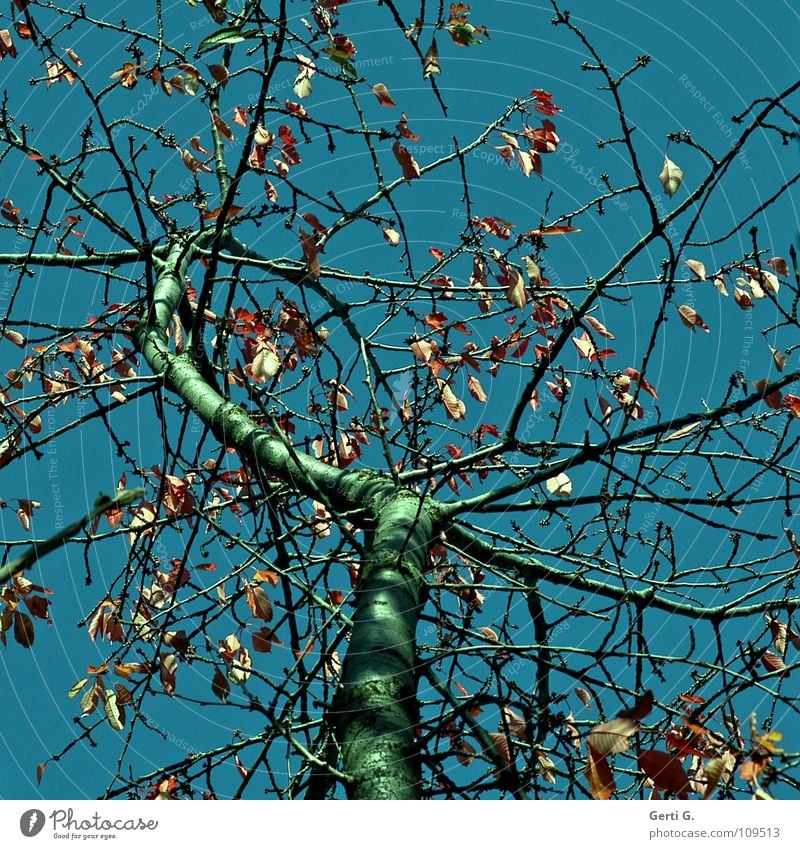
140 250 438 799
332 491 434 800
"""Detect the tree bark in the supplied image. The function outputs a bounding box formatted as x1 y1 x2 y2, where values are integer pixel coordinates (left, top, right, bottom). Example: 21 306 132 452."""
332 490 434 800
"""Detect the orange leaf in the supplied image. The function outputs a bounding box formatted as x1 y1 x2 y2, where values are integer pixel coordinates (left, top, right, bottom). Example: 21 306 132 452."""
392 142 421 180
585 745 615 800
525 224 580 237
202 204 244 221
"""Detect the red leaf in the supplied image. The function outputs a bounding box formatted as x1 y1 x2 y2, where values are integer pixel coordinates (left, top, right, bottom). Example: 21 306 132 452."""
767 257 789 277
530 88 561 116
619 690 654 720
211 667 231 702
761 649 788 677
13 610 34 648
783 394 800 418
638 750 690 799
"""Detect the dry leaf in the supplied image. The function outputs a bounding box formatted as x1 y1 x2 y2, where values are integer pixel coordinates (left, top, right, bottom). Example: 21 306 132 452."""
659 155 684 197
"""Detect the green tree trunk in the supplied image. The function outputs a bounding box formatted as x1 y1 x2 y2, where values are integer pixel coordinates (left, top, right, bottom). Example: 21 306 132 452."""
332 491 434 800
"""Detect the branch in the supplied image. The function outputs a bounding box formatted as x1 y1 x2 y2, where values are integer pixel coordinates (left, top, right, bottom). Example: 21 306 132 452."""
445 523 800 621
0 489 145 583
442 372 800 517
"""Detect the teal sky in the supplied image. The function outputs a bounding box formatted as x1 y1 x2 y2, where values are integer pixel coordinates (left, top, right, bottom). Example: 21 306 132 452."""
0 0 799 799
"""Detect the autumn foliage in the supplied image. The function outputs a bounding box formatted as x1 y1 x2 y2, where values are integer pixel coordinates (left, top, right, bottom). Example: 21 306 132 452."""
0 1 799 801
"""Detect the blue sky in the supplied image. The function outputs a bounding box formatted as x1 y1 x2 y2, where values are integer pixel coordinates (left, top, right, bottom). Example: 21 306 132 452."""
0 0 799 799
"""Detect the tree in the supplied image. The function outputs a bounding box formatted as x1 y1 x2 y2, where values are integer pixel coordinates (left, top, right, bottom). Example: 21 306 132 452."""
1 0 799 801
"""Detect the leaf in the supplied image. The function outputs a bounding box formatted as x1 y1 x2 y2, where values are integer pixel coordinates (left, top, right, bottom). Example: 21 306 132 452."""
110 61 142 89
665 421 702 441
525 224 580 237
293 55 315 99
545 472 572 499
575 687 592 707
734 286 753 309
0 29 18 59
701 753 734 799
392 142 421 181
438 380 466 421
36 762 46 786
501 706 527 741
211 667 231 702
202 204 244 221
659 155 684 197
752 378 782 410
767 256 789 277
234 753 249 779
371 83 395 106
677 304 709 332
198 26 257 54
505 268 527 309
638 750 690 799
80 681 101 717
160 653 178 695
104 690 125 731
252 627 283 653
382 226 400 246
180 148 213 175
585 745 615 800
16 499 41 531
208 63 229 86
586 717 637 756
201 0 228 24
761 649 787 676
114 684 133 706
190 135 212 155
536 750 557 783
467 374 487 402
423 38 441 78
770 347 788 372
619 689 654 720
783 393 800 418
246 584 273 622
13 610 34 647
685 259 707 280
68 678 88 698
211 111 234 141
713 275 729 297
585 315 615 339
487 732 512 765
455 739 477 766
531 89 561 116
